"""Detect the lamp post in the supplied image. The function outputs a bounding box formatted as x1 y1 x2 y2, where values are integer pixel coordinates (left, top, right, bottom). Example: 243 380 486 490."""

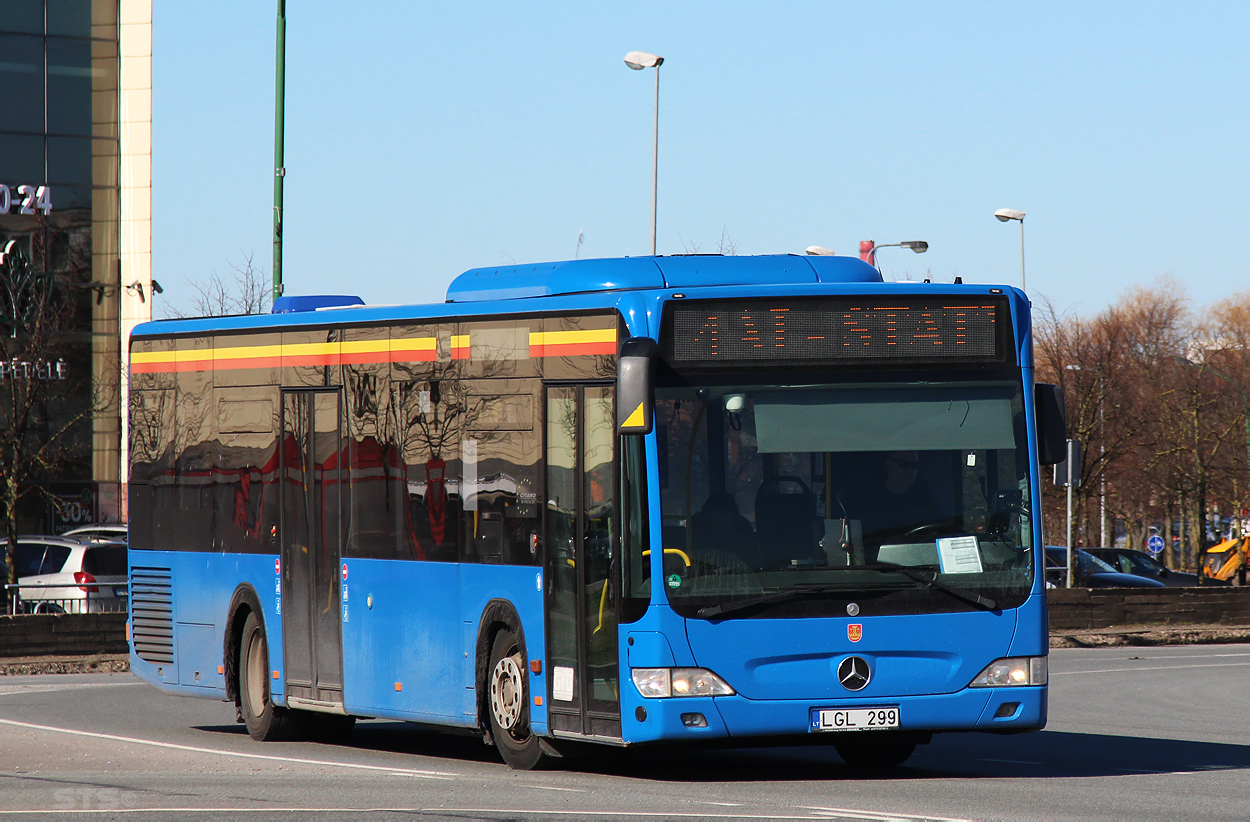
273 0 287 304
994 208 1026 291
624 50 664 256
1067 364 1107 546
863 240 928 270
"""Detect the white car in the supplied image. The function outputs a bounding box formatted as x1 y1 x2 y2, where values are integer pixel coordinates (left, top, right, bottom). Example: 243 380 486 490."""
13 536 129 614
61 523 129 544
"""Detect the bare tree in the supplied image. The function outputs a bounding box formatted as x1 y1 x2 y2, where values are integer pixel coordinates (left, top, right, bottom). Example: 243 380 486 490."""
165 253 271 318
1037 278 1250 573
677 227 738 256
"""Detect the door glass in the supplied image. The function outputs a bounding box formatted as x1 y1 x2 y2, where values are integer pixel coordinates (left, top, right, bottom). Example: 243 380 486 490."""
281 390 344 702
583 387 618 711
282 392 313 686
312 392 343 694
546 387 580 710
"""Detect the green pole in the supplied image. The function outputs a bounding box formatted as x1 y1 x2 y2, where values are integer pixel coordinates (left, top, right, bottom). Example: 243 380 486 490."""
272 0 286 305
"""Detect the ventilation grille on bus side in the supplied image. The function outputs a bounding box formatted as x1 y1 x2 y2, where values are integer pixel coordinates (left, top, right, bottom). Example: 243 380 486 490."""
130 567 174 665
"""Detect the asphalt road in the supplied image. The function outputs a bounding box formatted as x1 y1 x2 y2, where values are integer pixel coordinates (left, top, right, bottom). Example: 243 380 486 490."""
1 645 1248 821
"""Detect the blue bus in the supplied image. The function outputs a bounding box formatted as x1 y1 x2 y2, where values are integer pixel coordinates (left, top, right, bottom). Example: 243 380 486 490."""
127 253 1066 769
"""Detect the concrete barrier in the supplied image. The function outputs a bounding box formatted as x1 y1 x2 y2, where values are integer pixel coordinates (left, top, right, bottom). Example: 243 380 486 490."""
1047 586 1250 631
0 613 128 659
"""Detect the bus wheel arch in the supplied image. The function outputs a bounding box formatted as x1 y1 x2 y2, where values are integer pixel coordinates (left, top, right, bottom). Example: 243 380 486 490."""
475 600 546 769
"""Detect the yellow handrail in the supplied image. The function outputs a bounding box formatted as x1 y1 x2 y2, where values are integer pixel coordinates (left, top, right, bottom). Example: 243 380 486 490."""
642 548 692 567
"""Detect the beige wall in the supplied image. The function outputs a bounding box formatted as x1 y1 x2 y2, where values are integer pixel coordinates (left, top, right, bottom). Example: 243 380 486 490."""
116 0 153 519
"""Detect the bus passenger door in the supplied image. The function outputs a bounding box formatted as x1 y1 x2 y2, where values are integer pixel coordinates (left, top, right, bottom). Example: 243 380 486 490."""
545 384 621 740
280 388 346 709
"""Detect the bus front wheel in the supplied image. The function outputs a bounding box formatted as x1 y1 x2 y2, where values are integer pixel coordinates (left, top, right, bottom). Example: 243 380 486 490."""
239 611 303 741
487 627 546 770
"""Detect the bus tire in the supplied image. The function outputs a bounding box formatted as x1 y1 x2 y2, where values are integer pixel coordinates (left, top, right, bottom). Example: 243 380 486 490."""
833 731 920 769
239 611 303 741
487 627 546 770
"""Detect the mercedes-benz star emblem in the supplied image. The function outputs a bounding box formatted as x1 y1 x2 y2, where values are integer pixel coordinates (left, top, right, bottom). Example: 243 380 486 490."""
837 656 871 691
846 602 860 617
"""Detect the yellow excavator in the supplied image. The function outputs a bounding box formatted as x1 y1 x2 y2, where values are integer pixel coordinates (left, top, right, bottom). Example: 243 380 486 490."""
1204 536 1250 584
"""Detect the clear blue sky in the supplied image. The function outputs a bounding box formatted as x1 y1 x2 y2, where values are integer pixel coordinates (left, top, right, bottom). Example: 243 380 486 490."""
153 1 1249 317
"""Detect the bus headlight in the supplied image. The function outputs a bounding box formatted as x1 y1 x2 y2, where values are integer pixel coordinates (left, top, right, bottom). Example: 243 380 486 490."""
969 656 1047 687
631 667 735 698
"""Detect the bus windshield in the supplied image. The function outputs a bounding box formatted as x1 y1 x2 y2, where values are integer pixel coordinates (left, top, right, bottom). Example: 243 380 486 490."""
654 377 1034 618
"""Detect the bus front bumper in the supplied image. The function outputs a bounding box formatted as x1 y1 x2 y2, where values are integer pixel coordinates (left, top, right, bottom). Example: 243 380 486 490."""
621 686 1046 745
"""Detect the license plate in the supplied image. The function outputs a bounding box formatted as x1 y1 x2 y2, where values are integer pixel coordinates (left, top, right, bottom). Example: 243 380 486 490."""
810 706 900 732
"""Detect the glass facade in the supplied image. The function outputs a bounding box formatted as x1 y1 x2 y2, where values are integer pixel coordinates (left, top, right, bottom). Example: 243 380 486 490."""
0 1 121 532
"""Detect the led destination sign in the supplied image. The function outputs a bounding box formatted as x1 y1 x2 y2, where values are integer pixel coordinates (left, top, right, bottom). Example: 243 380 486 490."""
666 296 1009 367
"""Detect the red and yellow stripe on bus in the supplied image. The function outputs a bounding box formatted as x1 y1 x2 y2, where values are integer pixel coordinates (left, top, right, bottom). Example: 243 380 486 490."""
131 326 618 373
130 337 439 373
528 329 616 358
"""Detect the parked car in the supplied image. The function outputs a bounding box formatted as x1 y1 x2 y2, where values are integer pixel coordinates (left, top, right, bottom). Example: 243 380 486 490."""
1044 546 1167 589
1084 547 1228 587
12 536 129 613
61 523 128 544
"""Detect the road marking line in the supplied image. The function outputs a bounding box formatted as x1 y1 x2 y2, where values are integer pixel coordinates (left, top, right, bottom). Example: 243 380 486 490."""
0 718 455 780
1113 653 1250 660
804 807 972 822
522 785 585 792
1052 661 1250 676
442 812 900 820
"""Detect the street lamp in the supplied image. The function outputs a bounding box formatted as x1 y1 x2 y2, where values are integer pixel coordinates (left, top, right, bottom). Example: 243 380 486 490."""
994 208 1026 291
1066 364 1107 547
862 240 928 270
624 50 664 256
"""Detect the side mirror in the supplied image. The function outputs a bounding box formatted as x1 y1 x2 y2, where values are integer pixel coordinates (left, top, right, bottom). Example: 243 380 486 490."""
1034 383 1067 466
616 337 657 435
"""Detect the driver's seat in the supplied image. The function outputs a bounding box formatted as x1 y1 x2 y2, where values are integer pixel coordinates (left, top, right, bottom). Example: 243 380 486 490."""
754 476 821 569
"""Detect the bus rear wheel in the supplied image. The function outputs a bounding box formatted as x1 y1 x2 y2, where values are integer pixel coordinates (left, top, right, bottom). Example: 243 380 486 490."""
239 611 304 741
833 732 921 769
487 628 546 770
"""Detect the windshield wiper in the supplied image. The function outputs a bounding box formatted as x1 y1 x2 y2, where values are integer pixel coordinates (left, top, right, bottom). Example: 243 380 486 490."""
696 584 858 620
694 564 998 620
847 562 998 611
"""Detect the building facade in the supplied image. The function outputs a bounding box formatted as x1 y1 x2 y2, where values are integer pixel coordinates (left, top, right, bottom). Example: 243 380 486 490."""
0 0 151 531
